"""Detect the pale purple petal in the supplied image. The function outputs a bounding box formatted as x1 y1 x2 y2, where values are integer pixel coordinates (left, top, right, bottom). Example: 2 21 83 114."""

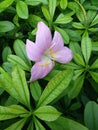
36 22 52 52
26 39 43 62
51 31 64 52
51 47 73 63
29 57 54 82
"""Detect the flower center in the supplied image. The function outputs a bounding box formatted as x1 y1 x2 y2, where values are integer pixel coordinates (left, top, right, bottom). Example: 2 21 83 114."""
38 60 50 67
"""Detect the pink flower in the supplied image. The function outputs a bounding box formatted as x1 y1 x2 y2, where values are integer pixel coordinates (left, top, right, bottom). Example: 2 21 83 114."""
26 22 72 82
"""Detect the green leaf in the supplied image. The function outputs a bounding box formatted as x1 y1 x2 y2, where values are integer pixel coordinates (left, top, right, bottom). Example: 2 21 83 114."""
25 0 48 6
81 31 92 64
16 1 28 19
55 27 69 44
14 39 31 67
34 117 46 130
66 29 81 42
69 41 82 56
34 106 61 121
91 59 98 69
73 69 84 80
86 10 97 25
0 105 29 121
49 0 56 20
0 21 15 33
74 53 85 66
42 6 51 21
44 70 59 81
92 42 98 51
30 81 42 101
0 67 30 108
60 62 82 70
90 14 98 26
5 96 18 106
0 0 14 13
12 65 30 108
37 70 73 107
46 116 88 130
90 0 98 6
54 13 72 24
89 71 98 83
84 101 98 130
5 118 27 130
7 55 30 71
0 68 20 102
28 14 43 27
60 0 67 10
68 75 84 99
2 46 12 62
27 120 34 130
72 22 85 29
2 62 13 74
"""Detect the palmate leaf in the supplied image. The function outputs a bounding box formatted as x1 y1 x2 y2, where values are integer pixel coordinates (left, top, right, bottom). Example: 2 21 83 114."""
37 69 73 107
0 105 29 121
0 66 30 108
34 106 61 121
5 118 27 130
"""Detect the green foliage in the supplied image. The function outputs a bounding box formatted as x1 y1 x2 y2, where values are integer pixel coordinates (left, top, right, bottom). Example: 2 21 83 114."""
34 106 61 121
16 1 29 19
46 116 88 130
37 70 73 107
0 21 15 33
84 101 98 130
0 0 98 129
0 0 14 13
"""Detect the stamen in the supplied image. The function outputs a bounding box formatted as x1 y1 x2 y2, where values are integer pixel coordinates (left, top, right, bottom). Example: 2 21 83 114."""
38 60 50 67
49 48 55 58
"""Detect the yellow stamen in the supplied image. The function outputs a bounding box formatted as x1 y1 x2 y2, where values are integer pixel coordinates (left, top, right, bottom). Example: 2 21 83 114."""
38 60 50 67
49 48 55 58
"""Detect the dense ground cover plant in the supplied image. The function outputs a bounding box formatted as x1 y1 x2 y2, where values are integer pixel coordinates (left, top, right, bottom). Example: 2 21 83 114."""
0 0 98 130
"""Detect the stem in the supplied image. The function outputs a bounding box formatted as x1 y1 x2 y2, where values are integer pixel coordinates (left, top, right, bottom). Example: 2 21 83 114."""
74 0 87 21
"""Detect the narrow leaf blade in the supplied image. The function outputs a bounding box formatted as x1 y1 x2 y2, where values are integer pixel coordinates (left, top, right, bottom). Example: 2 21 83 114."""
34 106 61 121
37 70 73 107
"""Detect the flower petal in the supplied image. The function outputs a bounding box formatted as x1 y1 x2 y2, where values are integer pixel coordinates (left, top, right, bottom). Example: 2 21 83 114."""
51 31 64 52
51 47 73 63
29 57 54 82
26 39 43 62
36 22 52 52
